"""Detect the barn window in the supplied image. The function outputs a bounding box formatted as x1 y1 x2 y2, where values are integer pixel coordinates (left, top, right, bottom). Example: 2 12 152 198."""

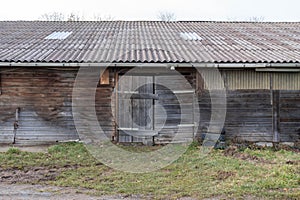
99 69 110 85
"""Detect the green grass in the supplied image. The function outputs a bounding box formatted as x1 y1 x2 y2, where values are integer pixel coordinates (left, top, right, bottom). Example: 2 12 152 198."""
0 142 299 199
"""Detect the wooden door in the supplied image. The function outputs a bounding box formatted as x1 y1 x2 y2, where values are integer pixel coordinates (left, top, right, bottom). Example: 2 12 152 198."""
117 75 157 143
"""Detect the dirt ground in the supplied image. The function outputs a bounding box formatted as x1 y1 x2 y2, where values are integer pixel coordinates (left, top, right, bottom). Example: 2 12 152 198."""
0 183 258 200
0 166 152 200
0 183 150 200
0 145 152 200
0 144 57 153
223 146 270 163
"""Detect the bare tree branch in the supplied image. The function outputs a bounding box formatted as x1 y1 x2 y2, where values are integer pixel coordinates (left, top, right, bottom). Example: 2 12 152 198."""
92 14 115 21
39 12 65 21
67 12 84 21
248 16 265 22
157 11 177 22
39 12 115 21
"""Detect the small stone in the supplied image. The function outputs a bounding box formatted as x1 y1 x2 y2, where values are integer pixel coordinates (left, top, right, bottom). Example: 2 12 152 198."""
255 142 273 147
281 142 294 147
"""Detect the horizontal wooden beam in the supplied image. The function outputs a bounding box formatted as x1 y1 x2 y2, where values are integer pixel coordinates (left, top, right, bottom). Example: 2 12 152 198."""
118 129 158 137
118 93 159 100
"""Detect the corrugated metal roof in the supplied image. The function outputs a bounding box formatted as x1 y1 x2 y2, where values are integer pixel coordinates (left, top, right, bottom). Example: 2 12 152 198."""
1 21 300 63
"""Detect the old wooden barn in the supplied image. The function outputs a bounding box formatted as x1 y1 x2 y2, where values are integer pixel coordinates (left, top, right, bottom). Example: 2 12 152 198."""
0 21 300 145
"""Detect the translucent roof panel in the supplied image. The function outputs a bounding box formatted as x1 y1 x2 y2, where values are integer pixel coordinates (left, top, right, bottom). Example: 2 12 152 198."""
180 32 202 41
45 31 72 40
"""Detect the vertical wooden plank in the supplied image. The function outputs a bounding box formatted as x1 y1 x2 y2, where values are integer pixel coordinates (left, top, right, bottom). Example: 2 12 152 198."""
271 73 280 142
0 72 2 95
144 76 154 144
118 74 136 142
130 76 134 142
138 76 144 131
151 76 155 145
117 73 124 142
278 91 300 141
131 75 138 142
132 76 138 130
118 74 128 142
149 76 154 130
131 76 154 142
140 76 147 130
114 69 118 142
196 71 205 94
126 75 132 130
272 90 280 142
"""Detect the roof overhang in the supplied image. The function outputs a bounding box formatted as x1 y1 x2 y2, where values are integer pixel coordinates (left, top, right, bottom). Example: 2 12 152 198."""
0 62 299 68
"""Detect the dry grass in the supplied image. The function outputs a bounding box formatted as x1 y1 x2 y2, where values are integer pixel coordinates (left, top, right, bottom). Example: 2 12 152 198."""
0 142 299 199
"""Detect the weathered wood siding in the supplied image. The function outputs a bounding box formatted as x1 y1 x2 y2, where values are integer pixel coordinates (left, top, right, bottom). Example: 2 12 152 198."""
0 67 78 145
154 71 195 144
278 90 300 141
197 89 274 142
1 66 299 145
96 84 115 141
117 75 154 143
224 90 273 141
116 68 196 144
197 69 300 142
0 67 116 145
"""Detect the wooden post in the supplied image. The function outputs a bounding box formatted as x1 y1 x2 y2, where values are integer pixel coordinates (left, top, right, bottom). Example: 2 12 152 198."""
0 72 2 95
12 107 20 144
273 90 280 142
192 91 195 140
114 67 119 142
270 73 280 142
152 75 155 145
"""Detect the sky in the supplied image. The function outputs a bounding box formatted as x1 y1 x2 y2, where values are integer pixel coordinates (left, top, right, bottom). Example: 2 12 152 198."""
0 0 299 21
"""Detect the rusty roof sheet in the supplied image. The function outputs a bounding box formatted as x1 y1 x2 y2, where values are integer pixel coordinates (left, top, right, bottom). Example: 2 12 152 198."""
1 21 300 63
